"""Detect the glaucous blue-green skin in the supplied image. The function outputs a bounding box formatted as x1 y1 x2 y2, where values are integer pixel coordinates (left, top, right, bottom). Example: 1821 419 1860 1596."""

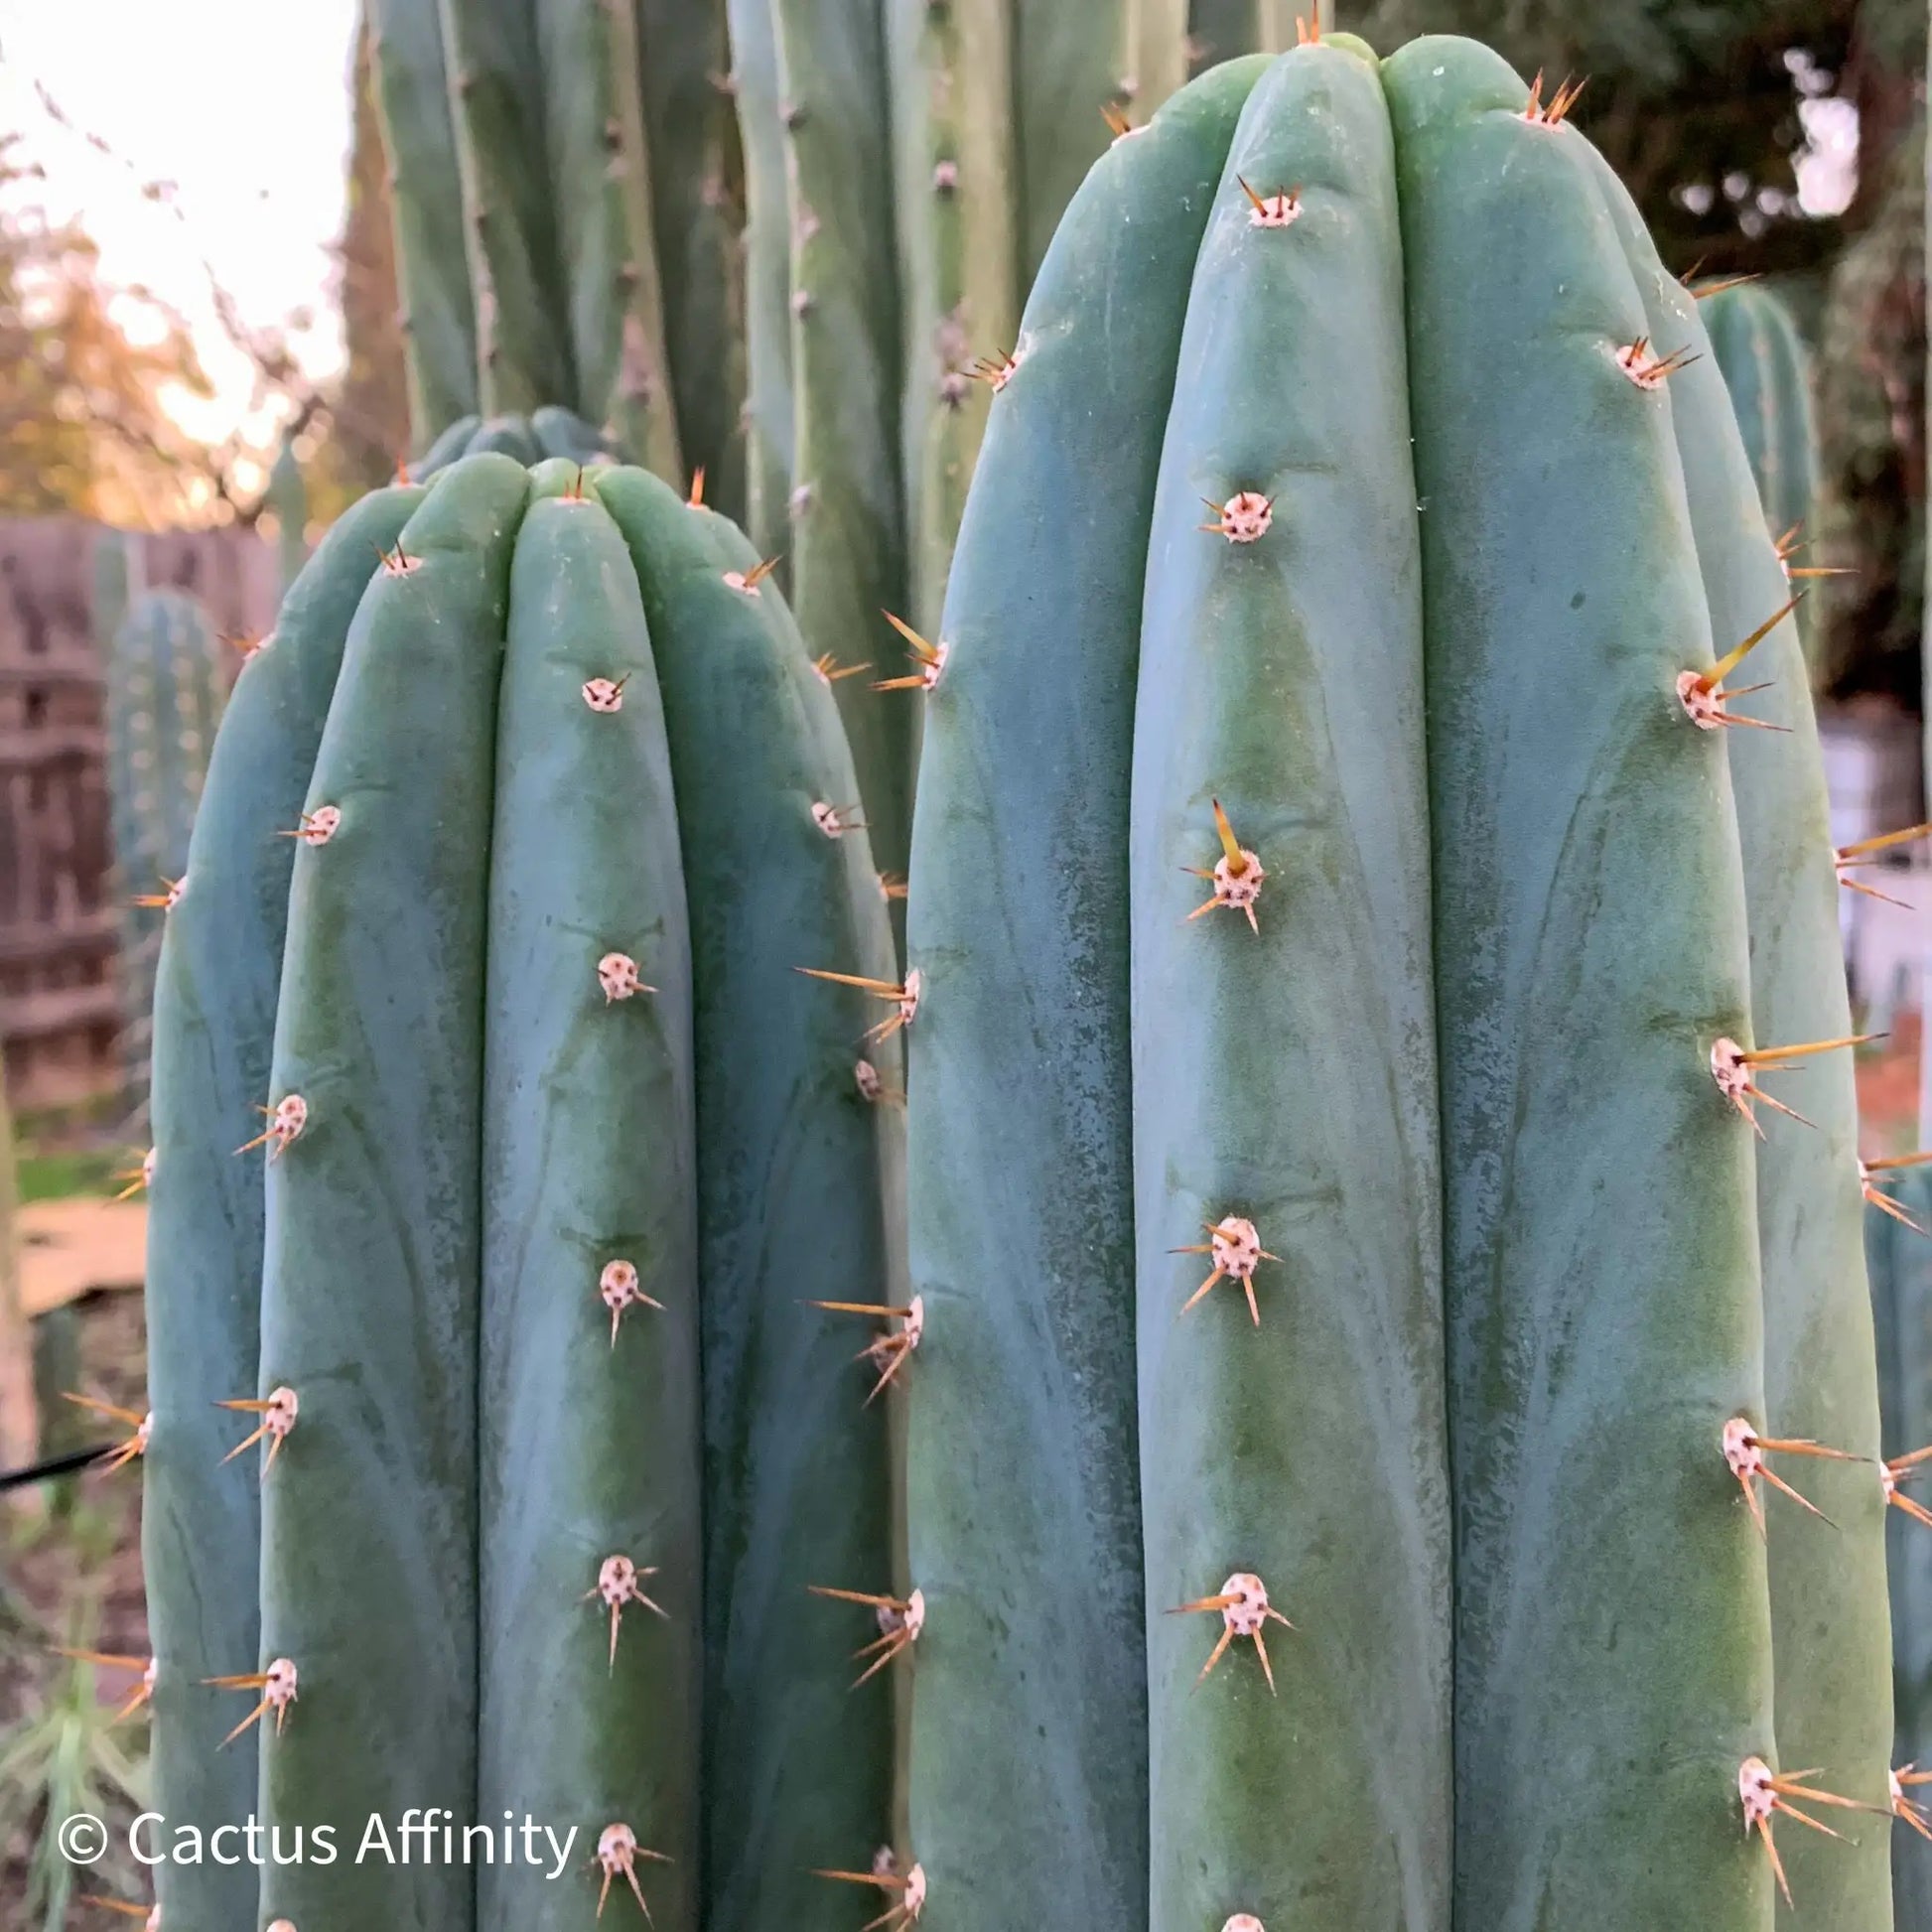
1597 161 1895 1930
1867 1169 1932 1921
144 486 419 1932
107 590 226 1116
1132 43 1449 1932
477 466 701 1930
902 55 1265 1932
367 0 479 438
1384 37 1775 1929
257 454 527 1926
602 468 905 1929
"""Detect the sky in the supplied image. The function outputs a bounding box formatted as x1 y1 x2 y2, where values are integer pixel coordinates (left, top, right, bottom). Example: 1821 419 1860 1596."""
0 0 361 455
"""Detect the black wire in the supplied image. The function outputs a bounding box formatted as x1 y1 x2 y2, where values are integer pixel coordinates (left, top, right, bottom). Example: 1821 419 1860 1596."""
0 1442 117 1491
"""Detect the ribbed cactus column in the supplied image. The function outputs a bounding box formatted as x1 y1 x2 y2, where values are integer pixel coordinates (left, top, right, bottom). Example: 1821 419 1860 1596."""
142 486 420 1932
105 590 226 1124
0 1058 28 1482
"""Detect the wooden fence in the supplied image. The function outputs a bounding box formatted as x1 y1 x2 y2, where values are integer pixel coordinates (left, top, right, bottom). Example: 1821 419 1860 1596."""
0 521 276 1115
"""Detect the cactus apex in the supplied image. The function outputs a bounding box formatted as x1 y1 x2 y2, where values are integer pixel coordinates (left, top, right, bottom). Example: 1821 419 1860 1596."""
583 676 629 714
216 1385 299 1475
1169 1572 1296 1694
1677 597 1803 731
236 1094 309 1159
1184 802 1266 930
808 1583 926 1687
62 1393 152 1470
1522 71 1587 128
1723 1416 1862 1537
1737 1756 1881 1905
281 805 343 846
583 1554 668 1668
873 613 948 693
206 1656 298 1744
1235 179 1302 230
1614 337 1699 390
1172 1216 1280 1323
600 1259 665 1344
811 1859 927 1927
592 1823 671 1920
1199 492 1276 542
597 953 655 1003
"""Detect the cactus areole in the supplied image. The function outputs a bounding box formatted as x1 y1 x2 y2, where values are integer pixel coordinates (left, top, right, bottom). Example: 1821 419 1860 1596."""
905 34 1893 1932
143 452 904 1929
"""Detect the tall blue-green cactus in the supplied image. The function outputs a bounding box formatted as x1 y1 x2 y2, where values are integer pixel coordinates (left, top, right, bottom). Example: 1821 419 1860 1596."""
105 589 226 1126
142 454 903 1930
905 37 1895 1931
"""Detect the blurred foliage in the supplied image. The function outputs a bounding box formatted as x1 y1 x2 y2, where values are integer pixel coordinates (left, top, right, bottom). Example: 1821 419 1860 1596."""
1817 110 1923 706
0 136 212 520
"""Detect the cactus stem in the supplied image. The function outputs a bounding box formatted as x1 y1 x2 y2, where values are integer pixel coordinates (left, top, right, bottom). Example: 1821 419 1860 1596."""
133 875 186 911
1737 1756 1881 1904
969 348 1024 394
854 1059 904 1105
235 1094 309 1159
687 468 706 508
1184 801 1266 930
206 1657 298 1744
583 676 630 714
600 1259 665 1343
112 1149 155 1200
1678 597 1804 731
724 555 784 597
583 1555 669 1668
1235 179 1302 230
592 1823 671 1919
807 1584 927 1687
216 1385 299 1476
1171 1216 1279 1323
1615 338 1699 390
53 1648 156 1725
812 652 873 686
597 953 656 1002
811 1861 927 1928
1861 1151 1932 1228
1522 71 1587 128
873 612 949 692
61 1393 152 1470
1723 1416 1862 1536
1200 492 1276 542
794 966 922 1041
1169 1571 1296 1693
279 806 343 846
812 802 868 839
1892 1765 1932 1840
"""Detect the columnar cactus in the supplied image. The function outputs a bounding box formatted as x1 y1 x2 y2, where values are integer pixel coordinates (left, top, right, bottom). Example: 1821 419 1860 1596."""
105 589 225 1125
143 454 903 1928
266 431 310 598
905 36 1897 1931
1701 279 1826 662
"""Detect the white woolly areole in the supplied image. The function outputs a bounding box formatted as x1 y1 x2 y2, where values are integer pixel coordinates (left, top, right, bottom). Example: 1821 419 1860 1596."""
602 1260 641 1311
147 1912 163 1932
1208 1217 1265 1281
1723 1416 1763 1484
899 967 924 1027
597 1554 639 1604
297 805 342 845
142 1656 159 1696
1212 492 1274 542
134 1412 154 1455
1709 1037 1750 1108
812 801 848 838
723 568 763 596
1677 668 1726 730
1248 191 1301 228
598 1824 639 1870
266 1922 295 1932
598 953 648 1002
1615 342 1670 389
264 1657 299 1713
1738 1755 1777 1827
142 1147 157 1188
263 1386 299 1441
871 1846 898 1880
1211 851 1266 911
1214 1573 1276 1637
902 1863 928 1918
877 1587 926 1642
270 1095 309 1151
1222 1917 1266 1932
582 677 624 713
163 876 186 909
1884 1461 1899 1501
855 1059 884 1101
986 347 1025 393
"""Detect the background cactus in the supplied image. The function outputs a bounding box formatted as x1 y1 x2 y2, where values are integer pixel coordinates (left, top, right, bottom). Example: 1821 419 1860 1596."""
142 452 903 1929
1701 279 1825 665
266 430 311 599
906 36 1896 1932
105 589 225 1130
